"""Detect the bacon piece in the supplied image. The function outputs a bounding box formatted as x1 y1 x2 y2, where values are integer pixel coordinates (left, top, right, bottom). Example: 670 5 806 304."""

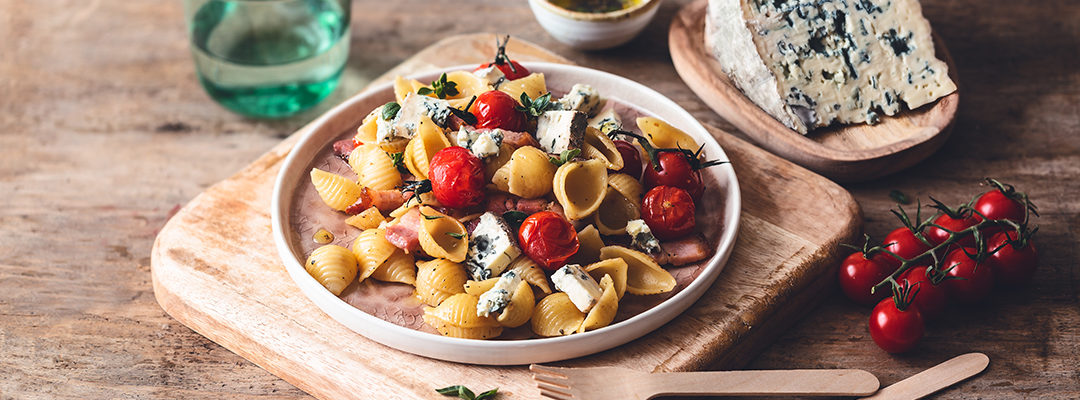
385 208 421 252
651 234 710 266
483 193 565 219
344 187 406 214
501 130 540 149
332 139 356 161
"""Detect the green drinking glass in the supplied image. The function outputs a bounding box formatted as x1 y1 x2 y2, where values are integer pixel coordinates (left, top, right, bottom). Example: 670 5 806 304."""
184 0 351 118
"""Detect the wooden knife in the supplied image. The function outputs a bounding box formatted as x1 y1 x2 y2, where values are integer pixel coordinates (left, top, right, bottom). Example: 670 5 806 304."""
860 353 990 400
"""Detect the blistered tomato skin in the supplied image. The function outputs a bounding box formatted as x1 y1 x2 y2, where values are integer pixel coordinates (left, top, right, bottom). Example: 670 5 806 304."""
474 61 531 80
641 186 696 241
428 147 486 209
470 90 527 132
518 211 580 272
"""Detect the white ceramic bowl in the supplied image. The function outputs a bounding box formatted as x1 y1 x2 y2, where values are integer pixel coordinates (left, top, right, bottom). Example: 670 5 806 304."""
528 0 661 50
271 62 741 365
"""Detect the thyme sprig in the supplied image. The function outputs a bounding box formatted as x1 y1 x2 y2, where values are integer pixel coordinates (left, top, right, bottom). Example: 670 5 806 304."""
418 73 459 99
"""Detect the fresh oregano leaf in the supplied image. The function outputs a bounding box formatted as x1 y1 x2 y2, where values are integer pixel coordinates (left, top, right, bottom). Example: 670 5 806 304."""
475 388 499 400
417 87 434 96
436 385 476 400
889 189 911 205
421 73 460 99
387 151 408 173
381 101 401 120
548 148 581 166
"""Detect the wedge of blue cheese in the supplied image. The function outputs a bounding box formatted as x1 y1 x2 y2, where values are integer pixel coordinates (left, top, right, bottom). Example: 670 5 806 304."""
378 92 453 143
456 127 504 159
473 65 507 89
466 212 521 280
557 84 602 116
535 110 586 154
626 219 661 254
588 106 622 135
476 270 521 317
552 264 604 313
704 0 957 133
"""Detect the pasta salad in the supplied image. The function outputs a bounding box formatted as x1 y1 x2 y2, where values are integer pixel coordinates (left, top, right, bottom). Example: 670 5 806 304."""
301 38 726 340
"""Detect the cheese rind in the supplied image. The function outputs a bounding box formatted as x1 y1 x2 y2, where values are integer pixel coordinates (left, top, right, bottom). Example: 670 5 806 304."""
705 0 956 133
536 111 586 154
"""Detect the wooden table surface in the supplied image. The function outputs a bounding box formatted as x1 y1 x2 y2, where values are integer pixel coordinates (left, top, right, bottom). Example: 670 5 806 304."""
1 0 1077 398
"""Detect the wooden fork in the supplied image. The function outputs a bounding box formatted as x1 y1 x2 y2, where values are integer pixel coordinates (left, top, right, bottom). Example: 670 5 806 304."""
529 365 880 400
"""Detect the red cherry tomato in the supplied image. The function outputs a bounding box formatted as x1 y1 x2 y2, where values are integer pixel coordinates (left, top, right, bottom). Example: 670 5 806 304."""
943 247 994 304
838 252 893 306
987 230 1038 287
869 297 924 353
900 266 948 320
642 152 704 200
613 140 643 179
641 186 696 240
925 212 979 247
469 90 526 131
474 61 531 81
428 147 486 209
974 189 1026 223
518 211 580 271
880 227 932 269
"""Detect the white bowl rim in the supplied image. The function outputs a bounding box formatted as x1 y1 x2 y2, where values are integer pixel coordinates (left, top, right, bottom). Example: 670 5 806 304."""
271 61 742 364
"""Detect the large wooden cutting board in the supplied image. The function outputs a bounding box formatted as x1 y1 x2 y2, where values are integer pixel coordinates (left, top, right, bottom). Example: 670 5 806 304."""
151 33 861 399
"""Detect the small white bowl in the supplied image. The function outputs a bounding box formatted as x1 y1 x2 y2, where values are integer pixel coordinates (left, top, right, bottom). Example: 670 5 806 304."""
529 0 662 50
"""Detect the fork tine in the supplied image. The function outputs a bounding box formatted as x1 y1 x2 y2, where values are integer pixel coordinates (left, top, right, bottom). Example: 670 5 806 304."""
539 388 574 400
530 364 570 378
536 381 572 393
532 372 569 387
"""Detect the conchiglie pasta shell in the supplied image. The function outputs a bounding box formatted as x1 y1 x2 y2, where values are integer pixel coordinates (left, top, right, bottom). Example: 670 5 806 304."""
593 186 641 235
417 206 469 262
499 73 547 105
579 274 618 332
344 206 385 230
370 249 416 285
553 159 609 220
607 173 644 203
463 278 498 296
310 168 363 212
508 256 552 294
637 116 698 151
351 228 397 282
355 106 382 144
492 146 556 199
599 246 676 295
403 115 451 179
484 143 516 181
498 280 535 328
356 145 403 190
415 259 468 306
424 293 500 328
583 127 624 170
585 258 628 299
568 224 605 265
423 313 504 339
444 70 493 105
531 292 586 337
305 244 359 296
394 76 426 103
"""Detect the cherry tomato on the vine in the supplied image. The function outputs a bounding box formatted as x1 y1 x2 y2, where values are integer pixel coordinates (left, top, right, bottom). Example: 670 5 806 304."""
900 266 948 320
469 90 527 132
428 147 486 209
613 140 644 179
474 61 531 81
642 152 704 200
518 211 580 272
943 247 994 304
974 189 1026 223
869 297 924 353
880 227 932 269
641 186 696 240
925 212 979 247
987 230 1038 288
838 252 893 306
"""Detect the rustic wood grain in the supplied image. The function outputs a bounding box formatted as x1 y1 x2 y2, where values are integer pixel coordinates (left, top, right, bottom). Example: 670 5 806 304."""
669 0 959 183
1 0 1078 399
150 33 860 399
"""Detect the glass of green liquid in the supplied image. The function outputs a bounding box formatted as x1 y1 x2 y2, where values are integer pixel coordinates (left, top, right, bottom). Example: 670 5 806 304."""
185 0 350 118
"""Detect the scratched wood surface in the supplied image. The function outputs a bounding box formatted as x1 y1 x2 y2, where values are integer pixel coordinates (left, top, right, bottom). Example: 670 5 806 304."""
1 0 1078 399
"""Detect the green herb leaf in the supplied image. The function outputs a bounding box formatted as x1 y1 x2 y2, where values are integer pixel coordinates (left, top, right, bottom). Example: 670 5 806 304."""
889 189 911 205
420 211 443 220
399 179 433 206
381 101 401 120
417 87 434 96
387 151 408 173
548 148 581 166
475 388 499 400
446 232 466 239
449 96 479 125
436 385 476 400
421 73 460 99
516 92 556 119
502 211 528 232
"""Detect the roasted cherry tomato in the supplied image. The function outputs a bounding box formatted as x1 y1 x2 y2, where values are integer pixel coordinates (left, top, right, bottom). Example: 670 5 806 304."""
838 252 893 306
518 211 580 271
869 297 924 354
428 146 486 209
613 139 643 179
641 186 696 240
925 212 979 247
642 152 704 200
474 61 530 81
900 265 948 320
943 247 994 304
974 189 1026 223
987 230 1038 288
880 227 932 269
470 90 526 131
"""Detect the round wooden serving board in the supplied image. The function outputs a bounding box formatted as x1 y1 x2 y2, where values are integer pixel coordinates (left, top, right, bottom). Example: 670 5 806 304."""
669 0 959 182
